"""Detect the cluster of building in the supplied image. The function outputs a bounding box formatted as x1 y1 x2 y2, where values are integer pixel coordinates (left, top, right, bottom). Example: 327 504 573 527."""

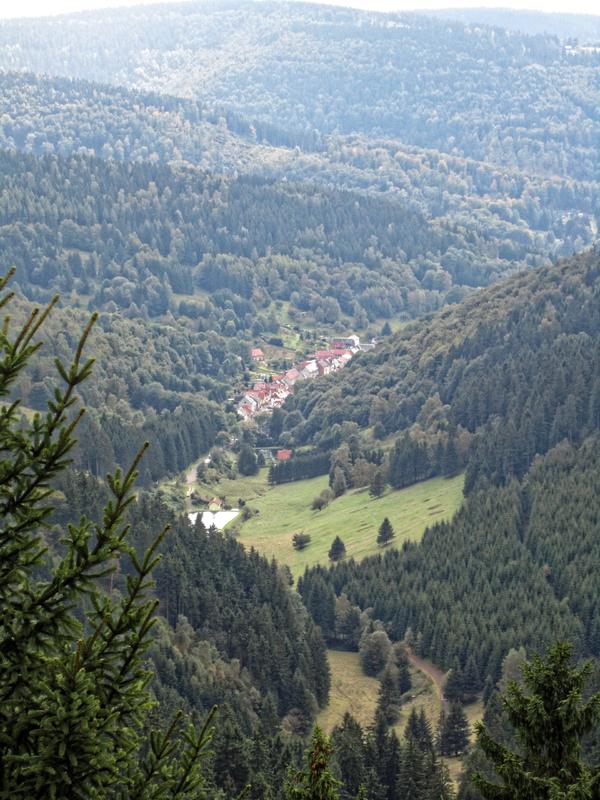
237 336 362 420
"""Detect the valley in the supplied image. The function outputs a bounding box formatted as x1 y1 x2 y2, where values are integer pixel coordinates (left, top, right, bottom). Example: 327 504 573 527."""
2 2 600 799
169 455 463 577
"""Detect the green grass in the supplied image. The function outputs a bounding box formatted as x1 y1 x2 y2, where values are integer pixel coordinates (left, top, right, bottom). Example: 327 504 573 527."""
317 650 380 732
318 648 484 786
196 467 272 505
237 473 464 577
318 650 443 735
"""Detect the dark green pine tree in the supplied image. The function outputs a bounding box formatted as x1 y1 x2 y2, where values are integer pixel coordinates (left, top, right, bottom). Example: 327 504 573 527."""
399 734 428 800
0 274 214 799
395 645 412 694
462 655 481 701
377 662 403 725
285 726 341 800
442 437 460 477
305 574 336 638
331 713 366 800
377 517 395 547
439 703 470 757
424 751 455 799
444 658 466 702
473 642 600 799
211 707 251 797
416 708 435 753
329 535 347 562
384 731 403 800
365 712 392 800
405 708 423 743
369 469 386 498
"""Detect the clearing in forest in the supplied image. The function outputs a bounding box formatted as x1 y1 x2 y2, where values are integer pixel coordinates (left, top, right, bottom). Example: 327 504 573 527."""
236 473 464 577
318 648 484 784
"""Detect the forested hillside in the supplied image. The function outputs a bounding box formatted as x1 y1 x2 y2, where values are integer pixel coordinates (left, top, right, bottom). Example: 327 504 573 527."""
299 432 600 794
0 146 444 479
286 245 600 796
1 3 598 181
3 71 597 280
50 465 329 799
0 147 442 322
427 8 600 40
2 3 599 317
288 249 600 488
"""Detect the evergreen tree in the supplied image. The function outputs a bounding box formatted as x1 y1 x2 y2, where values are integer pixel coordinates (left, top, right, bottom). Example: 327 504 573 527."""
369 469 386 498
473 642 600 799
377 517 395 547
442 438 460 477
417 708 434 753
462 655 481 701
0 279 214 799
439 703 470 758
444 659 466 703
423 751 454 800
406 708 435 754
394 643 413 694
286 726 340 800
332 714 366 800
329 535 346 562
238 443 259 476
399 734 428 800
377 662 403 725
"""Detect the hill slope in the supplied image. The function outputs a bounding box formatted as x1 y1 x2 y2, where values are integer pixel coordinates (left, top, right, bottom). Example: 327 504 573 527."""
289 247 600 488
0 2 598 181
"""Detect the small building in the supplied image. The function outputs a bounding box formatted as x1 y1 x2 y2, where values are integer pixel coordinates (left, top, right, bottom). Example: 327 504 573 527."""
251 347 265 363
208 497 223 511
299 360 319 380
331 335 360 350
276 449 293 461
284 367 300 386
238 404 253 420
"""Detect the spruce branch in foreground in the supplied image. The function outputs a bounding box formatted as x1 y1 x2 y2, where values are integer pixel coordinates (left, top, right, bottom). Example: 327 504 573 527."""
0 272 216 799
473 642 600 800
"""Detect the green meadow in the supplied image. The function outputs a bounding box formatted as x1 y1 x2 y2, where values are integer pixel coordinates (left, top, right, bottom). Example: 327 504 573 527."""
236 473 464 577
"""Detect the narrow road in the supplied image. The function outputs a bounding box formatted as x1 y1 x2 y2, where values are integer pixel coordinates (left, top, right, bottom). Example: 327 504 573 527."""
406 648 449 713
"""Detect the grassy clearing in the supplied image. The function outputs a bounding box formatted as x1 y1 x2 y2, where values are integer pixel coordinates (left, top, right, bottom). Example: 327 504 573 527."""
317 650 380 732
318 649 446 735
318 648 484 786
237 473 464 577
196 467 272 505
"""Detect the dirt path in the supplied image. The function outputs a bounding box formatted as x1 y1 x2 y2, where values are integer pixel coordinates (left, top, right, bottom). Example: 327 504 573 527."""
185 463 198 511
406 648 449 713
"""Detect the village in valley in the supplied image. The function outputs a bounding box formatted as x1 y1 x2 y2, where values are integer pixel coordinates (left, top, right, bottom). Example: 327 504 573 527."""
237 335 372 420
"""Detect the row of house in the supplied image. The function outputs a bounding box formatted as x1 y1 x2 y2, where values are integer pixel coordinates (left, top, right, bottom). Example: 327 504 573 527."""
237 343 358 420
